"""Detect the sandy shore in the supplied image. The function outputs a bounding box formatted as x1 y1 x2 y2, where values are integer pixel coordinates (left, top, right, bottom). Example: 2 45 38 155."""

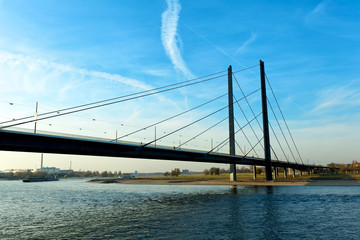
90 178 360 186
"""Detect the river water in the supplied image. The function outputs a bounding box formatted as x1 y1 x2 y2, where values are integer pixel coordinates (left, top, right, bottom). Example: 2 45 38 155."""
1 179 360 240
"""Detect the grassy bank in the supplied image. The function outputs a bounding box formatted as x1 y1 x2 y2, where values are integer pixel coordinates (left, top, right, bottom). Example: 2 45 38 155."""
147 172 356 181
89 172 360 186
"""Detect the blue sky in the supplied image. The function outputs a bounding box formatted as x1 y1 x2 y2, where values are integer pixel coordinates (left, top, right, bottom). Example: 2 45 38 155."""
0 0 359 172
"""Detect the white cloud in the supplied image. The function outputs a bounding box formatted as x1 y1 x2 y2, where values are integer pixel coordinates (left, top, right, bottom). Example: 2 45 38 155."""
161 0 195 79
142 68 171 77
305 0 327 23
235 32 257 55
0 50 184 125
0 51 153 95
312 1 326 15
311 83 360 113
86 70 152 90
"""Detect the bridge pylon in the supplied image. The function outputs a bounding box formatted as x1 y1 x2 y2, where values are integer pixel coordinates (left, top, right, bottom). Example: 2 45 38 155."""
260 60 273 181
228 65 236 181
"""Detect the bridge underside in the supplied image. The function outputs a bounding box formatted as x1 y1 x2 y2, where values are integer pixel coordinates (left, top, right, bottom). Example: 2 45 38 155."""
0 130 326 171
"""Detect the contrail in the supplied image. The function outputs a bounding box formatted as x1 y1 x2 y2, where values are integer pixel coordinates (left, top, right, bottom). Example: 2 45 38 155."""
161 0 195 79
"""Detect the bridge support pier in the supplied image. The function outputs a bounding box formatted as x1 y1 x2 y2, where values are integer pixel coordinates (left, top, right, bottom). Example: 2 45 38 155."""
274 167 278 179
292 168 296 177
230 164 236 181
253 166 257 180
300 170 303 176
308 168 311 175
230 173 236 181
284 168 288 178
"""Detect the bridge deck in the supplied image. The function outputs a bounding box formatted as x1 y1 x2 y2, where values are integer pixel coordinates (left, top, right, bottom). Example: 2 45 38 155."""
0 129 326 171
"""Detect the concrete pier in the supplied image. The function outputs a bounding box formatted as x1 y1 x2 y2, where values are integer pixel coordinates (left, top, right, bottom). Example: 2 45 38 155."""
230 173 236 182
274 167 278 179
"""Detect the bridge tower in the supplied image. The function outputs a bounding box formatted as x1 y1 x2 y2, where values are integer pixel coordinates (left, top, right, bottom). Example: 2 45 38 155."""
228 65 236 181
260 60 273 181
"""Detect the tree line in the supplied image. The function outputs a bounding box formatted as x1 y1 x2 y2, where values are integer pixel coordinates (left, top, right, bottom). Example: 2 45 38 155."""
203 166 260 175
163 168 181 177
0 170 123 180
162 166 261 177
328 161 360 174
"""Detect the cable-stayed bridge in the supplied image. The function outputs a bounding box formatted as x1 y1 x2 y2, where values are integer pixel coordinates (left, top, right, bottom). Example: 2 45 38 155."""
0 60 328 181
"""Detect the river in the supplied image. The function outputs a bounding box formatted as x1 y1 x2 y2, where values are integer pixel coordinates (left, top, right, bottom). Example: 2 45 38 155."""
1 179 359 239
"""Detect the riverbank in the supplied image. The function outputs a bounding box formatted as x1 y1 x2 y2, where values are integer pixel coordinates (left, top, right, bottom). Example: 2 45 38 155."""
89 174 360 186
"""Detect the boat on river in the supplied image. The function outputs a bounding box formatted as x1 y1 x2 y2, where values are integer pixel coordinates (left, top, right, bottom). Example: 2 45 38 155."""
23 175 59 182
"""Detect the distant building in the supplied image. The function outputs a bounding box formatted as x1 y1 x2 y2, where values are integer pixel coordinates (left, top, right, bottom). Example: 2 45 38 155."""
352 161 360 168
36 153 73 174
5 169 33 172
36 167 73 174
37 167 60 173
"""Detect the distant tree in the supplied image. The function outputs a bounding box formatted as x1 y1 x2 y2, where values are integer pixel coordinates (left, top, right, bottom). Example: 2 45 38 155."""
6 172 14 179
14 170 32 179
164 171 170 177
327 163 337 172
48 172 58 177
350 161 360 174
101 171 109 177
219 168 227 174
14 171 23 179
210 167 220 175
256 168 263 175
355 166 360 174
83 170 93 178
66 171 75 177
203 169 210 175
33 171 48 178
237 166 251 173
171 168 181 177
342 164 350 173
326 162 360 174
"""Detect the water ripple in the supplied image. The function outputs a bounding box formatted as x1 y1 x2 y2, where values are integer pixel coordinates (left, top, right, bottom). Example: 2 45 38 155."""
1 180 360 239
